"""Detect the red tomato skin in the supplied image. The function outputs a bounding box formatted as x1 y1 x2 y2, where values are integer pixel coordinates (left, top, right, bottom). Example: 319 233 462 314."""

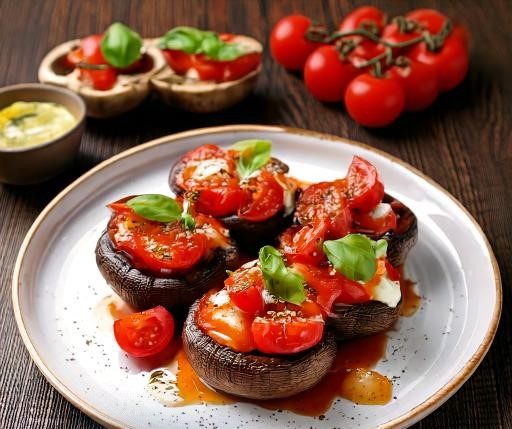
388 60 439 111
405 9 448 34
344 73 405 127
64 48 84 69
352 205 397 235
408 37 469 92
251 317 324 354
385 260 401 282
238 172 284 222
81 34 106 65
338 6 387 34
113 306 174 358
280 219 328 265
304 45 359 102
225 267 265 315
222 52 261 81
381 23 421 55
162 49 194 74
79 67 117 90
346 156 385 212
195 187 248 217
270 15 323 70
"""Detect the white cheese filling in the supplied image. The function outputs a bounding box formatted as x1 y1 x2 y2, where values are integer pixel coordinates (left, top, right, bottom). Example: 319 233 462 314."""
369 203 393 220
190 158 229 180
372 272 401 308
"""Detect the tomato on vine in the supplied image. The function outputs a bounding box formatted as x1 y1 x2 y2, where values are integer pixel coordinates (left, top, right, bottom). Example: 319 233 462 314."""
270 15 324 70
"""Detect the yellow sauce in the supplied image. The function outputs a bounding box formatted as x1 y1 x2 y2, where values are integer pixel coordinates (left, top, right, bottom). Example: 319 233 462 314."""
0 101 76 149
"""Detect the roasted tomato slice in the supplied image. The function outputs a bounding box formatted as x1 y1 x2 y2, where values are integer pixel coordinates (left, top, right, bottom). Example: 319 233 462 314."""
225 265 265 315
113 306 174 358
295 264 371 311
295 180 352 238
107 202 207 275
238 171 284 222
279 219 328 265
352 203 397 235
251 300 324 354
194 186 249 217
346 156 384 212
178 144 238 190
197 289 256 353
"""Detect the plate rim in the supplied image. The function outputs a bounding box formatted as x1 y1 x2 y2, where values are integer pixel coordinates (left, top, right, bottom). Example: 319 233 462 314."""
11 124 502 429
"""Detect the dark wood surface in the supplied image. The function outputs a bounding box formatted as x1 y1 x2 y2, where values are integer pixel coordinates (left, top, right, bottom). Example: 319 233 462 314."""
0 0 510 428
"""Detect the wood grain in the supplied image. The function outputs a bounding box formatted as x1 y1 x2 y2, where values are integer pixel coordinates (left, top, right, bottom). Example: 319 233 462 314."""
0 0 511 428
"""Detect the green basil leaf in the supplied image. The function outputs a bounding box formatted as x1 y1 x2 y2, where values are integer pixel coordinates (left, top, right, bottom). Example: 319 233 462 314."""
159 26 205 53
180 198 196 230
159 26 248 61
100 22 142 68
231 139 272 179
323 234 379 282
258 245 306 305
126 194 181 223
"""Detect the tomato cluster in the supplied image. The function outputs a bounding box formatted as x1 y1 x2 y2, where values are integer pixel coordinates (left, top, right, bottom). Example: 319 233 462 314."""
270 7 470 127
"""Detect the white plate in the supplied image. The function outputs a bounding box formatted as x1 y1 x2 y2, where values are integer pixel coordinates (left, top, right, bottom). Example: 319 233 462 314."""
13 125 501 429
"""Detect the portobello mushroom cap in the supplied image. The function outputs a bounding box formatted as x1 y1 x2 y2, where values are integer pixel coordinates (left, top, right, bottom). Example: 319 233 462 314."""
38 39 166 118
95 230 239 312
327 298 402 341
170 157 293 249
183 300 337 399
378 194 418 267
150 35 262 113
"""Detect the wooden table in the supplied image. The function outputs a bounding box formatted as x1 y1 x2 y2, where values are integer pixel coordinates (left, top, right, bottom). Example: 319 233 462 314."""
1 0 510 427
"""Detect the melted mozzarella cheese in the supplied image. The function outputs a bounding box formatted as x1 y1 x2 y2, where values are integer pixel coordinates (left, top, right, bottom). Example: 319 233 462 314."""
369 203 393 220
274 174 297 216
190 158 229 181
372 273 401 308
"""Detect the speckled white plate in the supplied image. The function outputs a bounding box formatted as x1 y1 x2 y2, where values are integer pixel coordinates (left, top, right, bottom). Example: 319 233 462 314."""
13 125 501 429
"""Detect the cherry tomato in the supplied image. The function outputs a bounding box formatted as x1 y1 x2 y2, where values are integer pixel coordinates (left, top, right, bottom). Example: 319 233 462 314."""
294 264 371 311
113 306 174 358
279 219 328 265
338 6 387 34
388 60 439 111
195 186 249 217
80 34 106 65
406 9 448 34
251 304 324 354
64 48 84 68
408 36 469 92
238 171 284 222
344 73 405 127
225 266 265 315
381 22 421 54
346 156 385 212
162 49 194 74
197 289 256 352
352 203 397 235
222 52 261 81
79 67 117 91
304 45 359 102
192 54 226 81
295 180 352 238
108 203 208 275
270 15 324 70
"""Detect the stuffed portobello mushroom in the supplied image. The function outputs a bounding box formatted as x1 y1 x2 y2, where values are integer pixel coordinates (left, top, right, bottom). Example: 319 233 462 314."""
294 155 418 267
95 194 238 312
183 249 337 400
169 141 298 249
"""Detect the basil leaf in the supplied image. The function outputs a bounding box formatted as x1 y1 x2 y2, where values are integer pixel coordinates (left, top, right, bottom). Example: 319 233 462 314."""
126 194 181 222
323 234 381 282
180 198 196 230
231 139 272 179
159 26 248 61
100 22 142 68
258 245 306 305
159 26 205 53
373 239 388 258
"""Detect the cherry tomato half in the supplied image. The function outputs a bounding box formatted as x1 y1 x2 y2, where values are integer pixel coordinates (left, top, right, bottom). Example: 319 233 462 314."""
238 171 284 222
408 36 469 92
344 73 405 127
162 49 194 74
388 60 439 111
270 15 324 70
304 45 359 102
225 266 265 315
251 304 324 354
279 218 328 265
352 203 397 235
79 67 117 91
195 186 249 217
346 156 385 212
295 180 352 238
81 34 106 65
113 306 174 358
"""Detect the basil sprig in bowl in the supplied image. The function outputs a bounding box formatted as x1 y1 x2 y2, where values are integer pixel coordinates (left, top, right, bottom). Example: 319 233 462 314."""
151 26 263 113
